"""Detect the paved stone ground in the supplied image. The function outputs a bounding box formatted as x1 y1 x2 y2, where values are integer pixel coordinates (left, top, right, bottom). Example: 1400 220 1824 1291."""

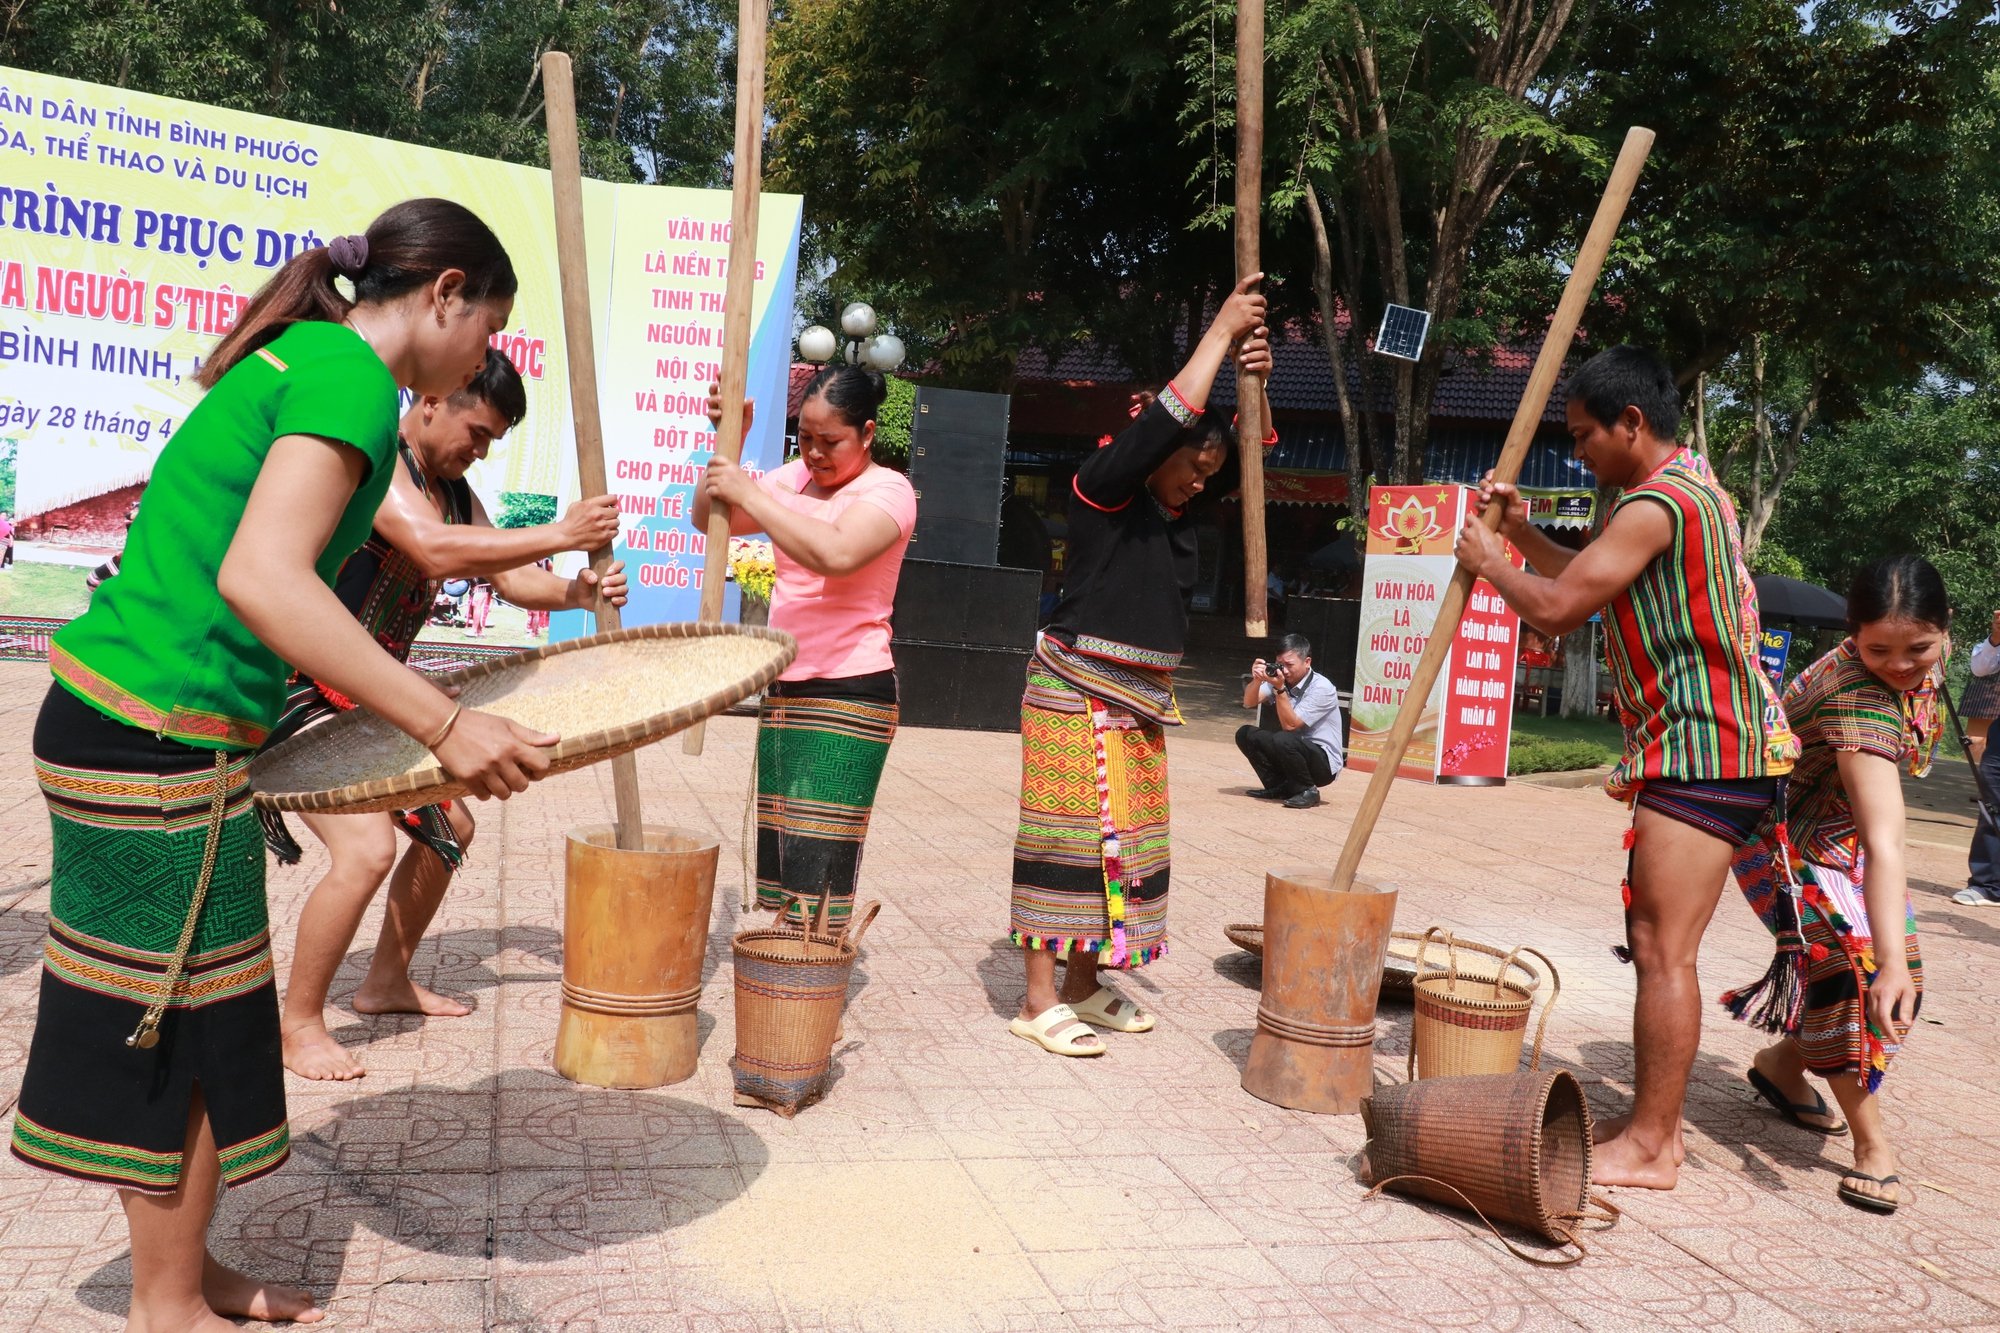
0 659 1997 1330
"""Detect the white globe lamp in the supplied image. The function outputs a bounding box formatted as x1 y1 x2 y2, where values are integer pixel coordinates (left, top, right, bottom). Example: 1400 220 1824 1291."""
797 324 838 364
864 334 906 372
840 302 877 339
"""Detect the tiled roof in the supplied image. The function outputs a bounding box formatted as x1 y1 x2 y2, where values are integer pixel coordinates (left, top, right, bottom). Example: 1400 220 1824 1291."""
788 363 818 417
1015 321 1566 425
1263 422 1589 490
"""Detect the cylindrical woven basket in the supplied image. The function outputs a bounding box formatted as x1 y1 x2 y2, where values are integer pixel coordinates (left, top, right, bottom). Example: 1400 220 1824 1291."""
730 899 879 1118
251 622 796 814
1361 1069 1612 1263
1408 929 1559 1081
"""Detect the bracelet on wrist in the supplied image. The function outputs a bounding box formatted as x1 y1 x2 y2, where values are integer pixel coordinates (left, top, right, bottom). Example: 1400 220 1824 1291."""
424 702 464 751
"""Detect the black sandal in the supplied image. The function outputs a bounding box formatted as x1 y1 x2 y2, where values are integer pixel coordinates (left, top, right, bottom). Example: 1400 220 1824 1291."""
1747 1067 1849 1136
1837 1171 1903 1214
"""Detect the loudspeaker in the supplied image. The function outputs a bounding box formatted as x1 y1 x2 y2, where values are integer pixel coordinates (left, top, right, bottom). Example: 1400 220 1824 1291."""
891 640 1029 732
909 387 1009 565
1287 596 1362 693
893 559 1039 648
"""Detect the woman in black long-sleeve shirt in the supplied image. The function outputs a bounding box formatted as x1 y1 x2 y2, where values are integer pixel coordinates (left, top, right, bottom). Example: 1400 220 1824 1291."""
1008 277 1271 1056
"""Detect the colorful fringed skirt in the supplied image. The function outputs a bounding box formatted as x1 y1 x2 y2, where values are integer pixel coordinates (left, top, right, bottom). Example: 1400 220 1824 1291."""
11 684 288 1192
1011 667 1171 968
1727 839 1921 1090
756 671 898 928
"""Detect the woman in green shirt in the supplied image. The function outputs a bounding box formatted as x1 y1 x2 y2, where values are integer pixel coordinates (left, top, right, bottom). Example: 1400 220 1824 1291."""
14 198 556 1330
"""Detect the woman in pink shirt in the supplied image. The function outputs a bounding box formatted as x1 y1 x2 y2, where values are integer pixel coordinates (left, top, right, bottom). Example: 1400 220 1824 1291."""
701 366 916 930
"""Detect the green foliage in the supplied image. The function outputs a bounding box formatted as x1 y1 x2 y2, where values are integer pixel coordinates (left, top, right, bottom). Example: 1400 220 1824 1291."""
1507 714 1623 775
1749 539 1806 581
0 440 15 515
872 376 915 470
1766 379 2000 654
1552 1 2000 398
495 491 557 528
767 0 1232 387
1507 738 1614 776
2 0 735 184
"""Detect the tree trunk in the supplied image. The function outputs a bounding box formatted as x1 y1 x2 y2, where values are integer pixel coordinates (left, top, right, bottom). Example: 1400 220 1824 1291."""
1689 371 1706 453
1740 370 1821 561
1327 185 1380 502
1559 623 1596 718
1302 182 1370 526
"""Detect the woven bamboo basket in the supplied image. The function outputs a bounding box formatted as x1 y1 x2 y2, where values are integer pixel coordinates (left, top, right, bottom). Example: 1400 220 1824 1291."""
1223 923 1264 956
1381 928 1527 999
250 623 796 814
1224 924 1524 1000
1407 927 1559 1081
1361 1069 1614 1264
730 895 880 1118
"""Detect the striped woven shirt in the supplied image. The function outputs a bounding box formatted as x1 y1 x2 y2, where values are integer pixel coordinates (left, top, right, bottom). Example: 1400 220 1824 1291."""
1602 449 1797 799
1780 639 1941 872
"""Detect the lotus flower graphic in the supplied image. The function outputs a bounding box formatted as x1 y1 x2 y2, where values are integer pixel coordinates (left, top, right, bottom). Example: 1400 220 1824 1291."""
1375 495 1446 553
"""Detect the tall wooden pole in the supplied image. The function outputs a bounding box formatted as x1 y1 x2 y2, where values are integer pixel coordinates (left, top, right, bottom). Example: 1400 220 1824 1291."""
1328 127 1656 893
1235 0 1269 639
684 0 770 756
542 51 645 850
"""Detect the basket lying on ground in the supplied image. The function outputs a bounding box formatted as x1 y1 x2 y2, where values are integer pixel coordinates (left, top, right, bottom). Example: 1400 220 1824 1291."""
1224 923 1265 956
731 896 880 1117
1223 924 1529 1000
1407 927 1558 1081
1361 1069 1615 1265
251 623 796 815
1381 928 1528 999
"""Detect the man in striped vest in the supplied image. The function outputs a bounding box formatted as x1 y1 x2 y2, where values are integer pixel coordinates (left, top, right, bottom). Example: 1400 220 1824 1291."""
1455 345 1796 1190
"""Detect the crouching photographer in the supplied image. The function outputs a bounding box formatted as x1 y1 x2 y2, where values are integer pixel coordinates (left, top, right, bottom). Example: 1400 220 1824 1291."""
1236 633 1344 809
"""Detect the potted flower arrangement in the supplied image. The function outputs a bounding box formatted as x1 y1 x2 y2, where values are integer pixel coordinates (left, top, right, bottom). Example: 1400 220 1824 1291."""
728 537 776 626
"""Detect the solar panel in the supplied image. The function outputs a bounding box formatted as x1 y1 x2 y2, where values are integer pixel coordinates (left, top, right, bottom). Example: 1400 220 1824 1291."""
1374 304 1431 362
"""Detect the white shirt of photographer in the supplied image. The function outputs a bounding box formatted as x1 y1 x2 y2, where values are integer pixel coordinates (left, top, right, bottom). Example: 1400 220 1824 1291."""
1259 669 1345 775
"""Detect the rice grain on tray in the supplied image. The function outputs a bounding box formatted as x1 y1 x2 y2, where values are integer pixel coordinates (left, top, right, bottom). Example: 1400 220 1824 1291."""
255 633 785 797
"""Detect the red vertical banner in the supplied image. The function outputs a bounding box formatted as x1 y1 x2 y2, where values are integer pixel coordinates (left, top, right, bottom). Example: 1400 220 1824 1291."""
1436 545 1524 785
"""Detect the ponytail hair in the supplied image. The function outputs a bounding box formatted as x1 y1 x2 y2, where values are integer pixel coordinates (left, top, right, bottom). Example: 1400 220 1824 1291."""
1846 554 1951 634
199 197 517 388
801 364 889 432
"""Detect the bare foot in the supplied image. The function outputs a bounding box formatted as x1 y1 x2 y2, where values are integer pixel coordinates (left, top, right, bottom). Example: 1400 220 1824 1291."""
126 1300 237 1332
203 1252 324 1324
1591 1111 1685 1165
351 976 472 1018
1592 1127 1683 1189
281 1021 365 1081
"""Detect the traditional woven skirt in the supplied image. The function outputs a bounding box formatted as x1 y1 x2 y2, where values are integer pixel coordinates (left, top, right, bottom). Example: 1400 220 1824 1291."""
755 671 898 928
1726 840 1922 1091
11 684 288 1192
257 673 464 869
1010 667 1170 967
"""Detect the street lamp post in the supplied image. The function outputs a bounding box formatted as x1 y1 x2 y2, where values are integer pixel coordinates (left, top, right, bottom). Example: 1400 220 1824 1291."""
798 302 906 372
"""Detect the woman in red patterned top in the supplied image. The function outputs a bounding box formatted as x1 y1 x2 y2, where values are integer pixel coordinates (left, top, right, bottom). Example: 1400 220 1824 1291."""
1723 556 1943 1214
1456 345 1794 1190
